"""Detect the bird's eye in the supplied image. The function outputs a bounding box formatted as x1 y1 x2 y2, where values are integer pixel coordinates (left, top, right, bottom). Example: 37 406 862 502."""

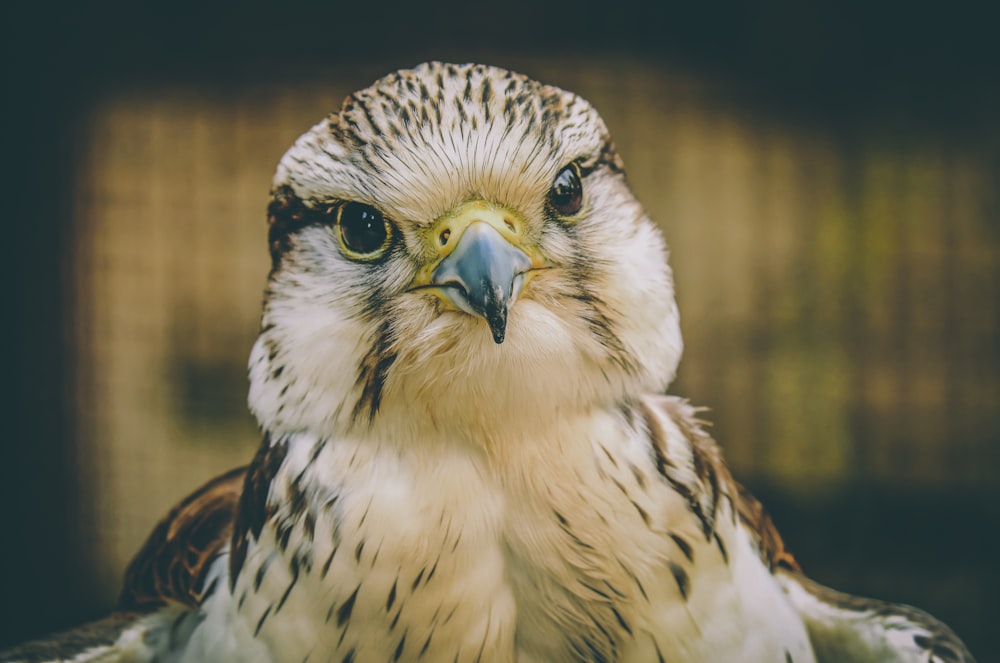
548 164 583 216
337 202 391 259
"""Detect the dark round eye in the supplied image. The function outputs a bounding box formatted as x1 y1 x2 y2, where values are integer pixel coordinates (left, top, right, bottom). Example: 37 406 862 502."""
549 164 583 216
337 202 390 258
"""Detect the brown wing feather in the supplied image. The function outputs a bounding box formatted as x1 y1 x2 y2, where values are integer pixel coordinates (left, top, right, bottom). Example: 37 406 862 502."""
647 395 800 573
732 481 801 572
119 466 247 610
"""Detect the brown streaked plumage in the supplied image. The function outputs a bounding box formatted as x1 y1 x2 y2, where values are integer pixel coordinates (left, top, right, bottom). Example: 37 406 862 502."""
0 62 976 663
735 483 802 574
120 466 246 610
228 434 290 588
112 407 800 612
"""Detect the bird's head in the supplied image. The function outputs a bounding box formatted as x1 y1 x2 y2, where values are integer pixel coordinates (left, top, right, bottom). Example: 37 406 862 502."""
248 63 682 441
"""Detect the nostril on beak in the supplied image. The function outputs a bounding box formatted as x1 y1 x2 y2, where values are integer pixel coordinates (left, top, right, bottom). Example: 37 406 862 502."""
429 222 532 344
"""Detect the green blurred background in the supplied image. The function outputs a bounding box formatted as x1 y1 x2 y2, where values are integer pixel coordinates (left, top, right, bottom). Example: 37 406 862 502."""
3 0 998 659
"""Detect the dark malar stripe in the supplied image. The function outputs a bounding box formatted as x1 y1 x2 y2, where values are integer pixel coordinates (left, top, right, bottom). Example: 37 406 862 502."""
351 321 397 427
230 435 288 589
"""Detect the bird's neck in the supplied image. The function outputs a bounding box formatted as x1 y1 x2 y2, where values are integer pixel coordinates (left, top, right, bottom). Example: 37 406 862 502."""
266 394 639 485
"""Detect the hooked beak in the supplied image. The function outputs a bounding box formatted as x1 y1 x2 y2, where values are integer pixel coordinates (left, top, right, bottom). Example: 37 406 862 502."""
432 222 530 343
409 201 547 344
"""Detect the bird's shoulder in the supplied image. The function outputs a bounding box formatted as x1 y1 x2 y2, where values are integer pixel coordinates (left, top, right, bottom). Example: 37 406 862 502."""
638 394 800 574
0 465 252 662
119 465 248 611
642 396 979 662
642 397 977 662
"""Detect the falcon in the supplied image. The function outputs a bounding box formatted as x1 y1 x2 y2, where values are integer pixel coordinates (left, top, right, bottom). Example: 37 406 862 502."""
1 62 975 663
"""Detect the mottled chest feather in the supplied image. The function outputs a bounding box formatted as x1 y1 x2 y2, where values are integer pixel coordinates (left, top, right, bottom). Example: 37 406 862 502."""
2 61 975 663
198 399 814 663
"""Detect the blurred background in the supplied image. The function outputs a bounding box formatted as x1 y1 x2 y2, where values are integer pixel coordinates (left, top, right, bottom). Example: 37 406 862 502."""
3 0 997 658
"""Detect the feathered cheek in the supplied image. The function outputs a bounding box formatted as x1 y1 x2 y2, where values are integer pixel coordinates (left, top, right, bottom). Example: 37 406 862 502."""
507 299 582 349
381 294 473 373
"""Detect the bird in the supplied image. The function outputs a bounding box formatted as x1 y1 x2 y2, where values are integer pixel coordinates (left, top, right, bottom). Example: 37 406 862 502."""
1 62 976 663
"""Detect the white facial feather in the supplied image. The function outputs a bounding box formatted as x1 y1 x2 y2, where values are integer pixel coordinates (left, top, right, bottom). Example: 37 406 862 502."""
250 61 682 444
2 61 974 663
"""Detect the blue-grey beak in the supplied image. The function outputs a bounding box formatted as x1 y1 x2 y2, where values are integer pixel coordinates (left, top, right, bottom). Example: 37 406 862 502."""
430 222 532 344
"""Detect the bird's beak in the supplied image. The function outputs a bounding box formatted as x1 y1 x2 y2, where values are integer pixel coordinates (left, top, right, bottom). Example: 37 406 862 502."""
410 201 547 344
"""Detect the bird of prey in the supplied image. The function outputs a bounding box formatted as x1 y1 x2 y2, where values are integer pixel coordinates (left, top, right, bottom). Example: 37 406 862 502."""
2 62 975 663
